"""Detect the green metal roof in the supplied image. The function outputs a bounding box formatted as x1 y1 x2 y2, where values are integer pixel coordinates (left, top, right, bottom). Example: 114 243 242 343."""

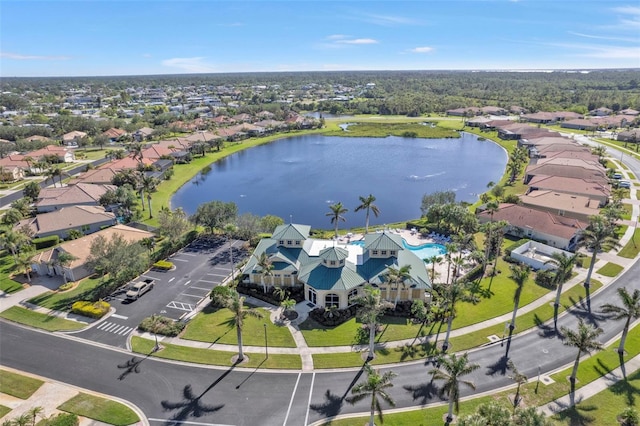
272 223 311 241
319 246 349 262
364 232 404 251
298 261 365 291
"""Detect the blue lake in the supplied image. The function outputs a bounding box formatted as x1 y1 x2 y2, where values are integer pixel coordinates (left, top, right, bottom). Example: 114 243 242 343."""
172 132 507 228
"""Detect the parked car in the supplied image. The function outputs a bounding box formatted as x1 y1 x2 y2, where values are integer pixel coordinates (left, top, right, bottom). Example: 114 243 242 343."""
619 180 631 189
613 173 623 179
125 279 154 300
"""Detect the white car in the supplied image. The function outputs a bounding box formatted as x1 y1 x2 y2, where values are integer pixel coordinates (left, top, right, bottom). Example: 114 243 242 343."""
125 280 154 300
619 181 631 189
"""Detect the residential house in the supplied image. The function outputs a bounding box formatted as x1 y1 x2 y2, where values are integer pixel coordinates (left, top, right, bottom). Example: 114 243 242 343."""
0 156 27 181
68 167 118 185
589 107 613 116
97 156 155 172
102 128 127 142
15 205 116 239
61 131 87 146
619 108 639 116
617 129 640 142
560 119 598 131
527 175 610 207
446 107 481 117
524 157 608 184
477 203 586 251
480 106 507 115
24 135 52 143
519 190 601 222
30 224 153 282
35 183 116 213
243 224 431 309
133 127 154 142
465 117 493 128
28 145 75 163
497 123 560 140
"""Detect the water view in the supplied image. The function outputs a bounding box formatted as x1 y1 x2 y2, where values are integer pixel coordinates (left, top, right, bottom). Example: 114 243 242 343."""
172 132 507 228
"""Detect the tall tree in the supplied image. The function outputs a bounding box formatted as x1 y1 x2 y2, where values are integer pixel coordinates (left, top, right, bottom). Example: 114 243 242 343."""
350 285 390 359
482 201 500 277
53 251 77 284
426 254 443 284
211 288 263 362
600 287 640 355
15 248 35 282
354 194 380 235
507 360 527 412
326 202 348 238
386 264 412 308
256 252 274 293
438 280 478 352
545 252 579 329
580 215 619 298
508 264 530 333
430 352 480 424
191 201 238 233
346 365 396 426
560 319 604 385
23 181 40 201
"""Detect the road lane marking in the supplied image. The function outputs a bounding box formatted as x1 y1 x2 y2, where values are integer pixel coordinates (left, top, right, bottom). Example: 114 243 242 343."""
283 372 301 426
148 418 235 426
184 280 192 286
304 372 315 426
168 277 175 283
181 293 205 298
179 252 198 257
172 258 189 262
197 280 217 284
111 314 128 320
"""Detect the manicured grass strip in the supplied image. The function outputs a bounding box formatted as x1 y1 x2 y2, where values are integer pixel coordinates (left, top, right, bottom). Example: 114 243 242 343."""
621 203 633 220
321 324 640 425
312 280 602 369
0 369 44 399
0 405 10 418
553 369 640 426
58 393 139 426
628 172 636 180
28 276 104 311
0 279 23 294
0 252 23 294
617 228 640 258
0 306 85 332
131 336 302 369
181 307 296 348
596 262 624 277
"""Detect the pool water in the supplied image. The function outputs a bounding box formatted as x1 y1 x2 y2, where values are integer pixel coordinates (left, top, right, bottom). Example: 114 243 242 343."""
349 239 447 260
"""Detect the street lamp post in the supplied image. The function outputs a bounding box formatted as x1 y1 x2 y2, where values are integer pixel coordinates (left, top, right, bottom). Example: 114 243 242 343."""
264 323 268 359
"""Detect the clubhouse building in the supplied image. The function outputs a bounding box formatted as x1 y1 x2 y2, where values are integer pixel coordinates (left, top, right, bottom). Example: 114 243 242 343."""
242 224 432 309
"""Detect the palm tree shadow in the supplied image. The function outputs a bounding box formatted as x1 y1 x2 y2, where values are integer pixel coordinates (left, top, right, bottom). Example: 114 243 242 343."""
309 364 367 418
403 381 439 404
535 313 557 339
160 363 238 423
610 369 640 407
486 355 510 376
550 393 597 426
117 354 151 381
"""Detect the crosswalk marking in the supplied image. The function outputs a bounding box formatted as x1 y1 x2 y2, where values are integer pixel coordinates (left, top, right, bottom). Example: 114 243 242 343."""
96 321 134 335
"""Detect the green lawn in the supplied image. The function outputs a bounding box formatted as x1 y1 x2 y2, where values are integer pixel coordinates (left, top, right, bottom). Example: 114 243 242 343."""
628 172 636 180
0 251 23 294
322 122 459 138
131 336 302 369
0 306 86 332
181 306 296 347
0 369 44 399
58 393 139 426
621 203 633 220
0 405 10 418
28 276 105 310
618 228 640 258
596 262 624 277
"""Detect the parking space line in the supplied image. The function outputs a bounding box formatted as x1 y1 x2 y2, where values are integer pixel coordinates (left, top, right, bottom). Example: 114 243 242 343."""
181 293 205 299
304 373 315 426
111 314 128 320
168 277 175 283
283 372 301 426
167 301 194 311
172 258 189 262
207 273 228 277
191 286 212 291
179 253 198 257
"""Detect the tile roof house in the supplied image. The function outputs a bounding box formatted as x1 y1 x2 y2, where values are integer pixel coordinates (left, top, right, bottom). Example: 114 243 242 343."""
15 205 116 239
30 224 153 282
243 224 432 309
524 157 608 184
27 145 75 163
35 183 116 213
477 203 586 251
446 107 481 117
97 156 154 171
619 108 639 116
560 119 598 131
527 175 610 207
62 131 87 146
480 106 508 115
133 127 154 142
68 167 118 185
617 129 640 142
497 124 560 140
0 155 27 181
102 128 128 141
519 190 601 222
589 107 613 116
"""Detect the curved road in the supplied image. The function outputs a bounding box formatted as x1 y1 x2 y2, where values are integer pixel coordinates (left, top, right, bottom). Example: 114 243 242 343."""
1 138 638 426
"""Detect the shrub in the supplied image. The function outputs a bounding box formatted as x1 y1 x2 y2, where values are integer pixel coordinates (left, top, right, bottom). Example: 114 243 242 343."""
619 407 640 426
57 282 74 291
153 260 174 270
138 315 185 337
535 269 555 288
236 282 305 305
32 235 60 250
42 413 79 426
309 306 357 326
71 300 110 318
209 285 235 307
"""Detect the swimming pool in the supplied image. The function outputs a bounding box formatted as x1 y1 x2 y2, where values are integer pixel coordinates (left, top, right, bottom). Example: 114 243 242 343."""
349 239 447 260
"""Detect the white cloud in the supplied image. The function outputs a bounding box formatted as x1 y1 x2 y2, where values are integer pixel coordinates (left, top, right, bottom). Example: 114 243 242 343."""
409 46 434 53
550 42 640 60
1 52 71 60
360 13 421 26
327 34 348 40
567 31 638 43
337 38 378 45
612 6 640 29
161 57 217 73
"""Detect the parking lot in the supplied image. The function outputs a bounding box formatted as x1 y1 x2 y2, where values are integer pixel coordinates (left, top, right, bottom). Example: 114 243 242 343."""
73 237 249 348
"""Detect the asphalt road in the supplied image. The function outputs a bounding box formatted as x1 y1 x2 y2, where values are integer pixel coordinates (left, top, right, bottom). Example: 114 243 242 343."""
1 136 638 425
72 237 248 348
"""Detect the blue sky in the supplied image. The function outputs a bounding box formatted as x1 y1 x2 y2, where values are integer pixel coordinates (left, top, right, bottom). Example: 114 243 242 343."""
1 0 639 77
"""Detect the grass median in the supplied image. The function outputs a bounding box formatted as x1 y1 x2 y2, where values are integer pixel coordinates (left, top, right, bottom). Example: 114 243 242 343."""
58 393 139 426
131 336 302 369
596 262 624 277
618 228 640 258
0 369 44 399
0 306 86 332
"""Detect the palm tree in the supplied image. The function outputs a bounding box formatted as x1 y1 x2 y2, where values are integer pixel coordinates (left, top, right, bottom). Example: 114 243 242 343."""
0 228 30 260
256 252 274 293
386 264 411 308
600 287 640 355
508 264 530 332
215 289 263 362
560 319 604 385
354 194 380 235
545 252 579 328
53 251 77 284
139 174 158 216
483 201 500 274
580 215 619 292
350 285 390 359
438 280 478 353
430 352 480 424
27 406 44 426
507 360 527 411
426 254 443 283
347 364 396 426
326 202 348 238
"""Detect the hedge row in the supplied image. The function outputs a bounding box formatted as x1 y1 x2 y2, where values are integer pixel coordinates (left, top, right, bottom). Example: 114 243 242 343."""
32 235 60 250
71 300 110 319
153 260 174 270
